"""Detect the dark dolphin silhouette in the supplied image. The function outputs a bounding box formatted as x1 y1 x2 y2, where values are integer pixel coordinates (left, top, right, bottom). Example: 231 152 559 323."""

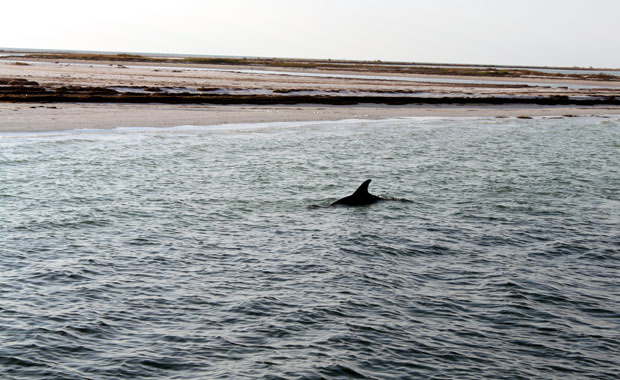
329 179 383 207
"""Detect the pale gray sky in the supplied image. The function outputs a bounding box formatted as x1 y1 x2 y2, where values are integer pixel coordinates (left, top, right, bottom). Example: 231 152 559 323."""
2 0 619 67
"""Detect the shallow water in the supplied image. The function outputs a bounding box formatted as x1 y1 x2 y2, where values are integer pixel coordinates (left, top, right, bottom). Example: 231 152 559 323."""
1 116 619 379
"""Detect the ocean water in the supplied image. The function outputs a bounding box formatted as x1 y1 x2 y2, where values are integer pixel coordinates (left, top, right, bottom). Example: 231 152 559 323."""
1 116 619 379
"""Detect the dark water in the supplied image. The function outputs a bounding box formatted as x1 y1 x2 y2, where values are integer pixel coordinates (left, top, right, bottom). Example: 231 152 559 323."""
1 116 619 379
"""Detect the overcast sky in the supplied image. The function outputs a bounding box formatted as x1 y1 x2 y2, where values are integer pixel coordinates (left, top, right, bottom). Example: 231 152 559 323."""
2 0 619 68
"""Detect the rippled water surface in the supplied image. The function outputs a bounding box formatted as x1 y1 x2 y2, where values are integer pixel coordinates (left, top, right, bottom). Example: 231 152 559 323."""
1 116 619 379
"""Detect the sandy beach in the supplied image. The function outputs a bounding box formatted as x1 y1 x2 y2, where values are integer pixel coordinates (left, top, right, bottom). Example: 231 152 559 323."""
1 53 619 132
1 103 619 133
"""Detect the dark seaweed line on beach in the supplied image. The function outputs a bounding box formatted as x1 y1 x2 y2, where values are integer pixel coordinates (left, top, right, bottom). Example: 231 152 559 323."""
0 93 618 106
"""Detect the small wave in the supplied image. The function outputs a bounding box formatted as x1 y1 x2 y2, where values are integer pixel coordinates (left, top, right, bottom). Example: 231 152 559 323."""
0 117 387 140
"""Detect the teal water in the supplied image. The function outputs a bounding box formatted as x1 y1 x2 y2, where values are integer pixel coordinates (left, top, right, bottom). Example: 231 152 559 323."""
1 116 619 379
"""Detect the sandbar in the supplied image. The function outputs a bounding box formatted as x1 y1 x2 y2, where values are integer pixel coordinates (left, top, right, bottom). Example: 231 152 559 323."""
1 53 619 133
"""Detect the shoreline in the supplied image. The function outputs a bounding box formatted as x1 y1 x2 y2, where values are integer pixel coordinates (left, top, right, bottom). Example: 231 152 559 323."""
2 103 618 133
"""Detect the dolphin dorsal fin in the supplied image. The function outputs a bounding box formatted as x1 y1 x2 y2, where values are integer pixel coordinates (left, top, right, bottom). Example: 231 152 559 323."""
352 179 372 196
329 179 382 206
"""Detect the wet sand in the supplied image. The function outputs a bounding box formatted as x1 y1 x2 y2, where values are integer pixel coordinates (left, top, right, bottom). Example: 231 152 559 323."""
2 103 618 133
